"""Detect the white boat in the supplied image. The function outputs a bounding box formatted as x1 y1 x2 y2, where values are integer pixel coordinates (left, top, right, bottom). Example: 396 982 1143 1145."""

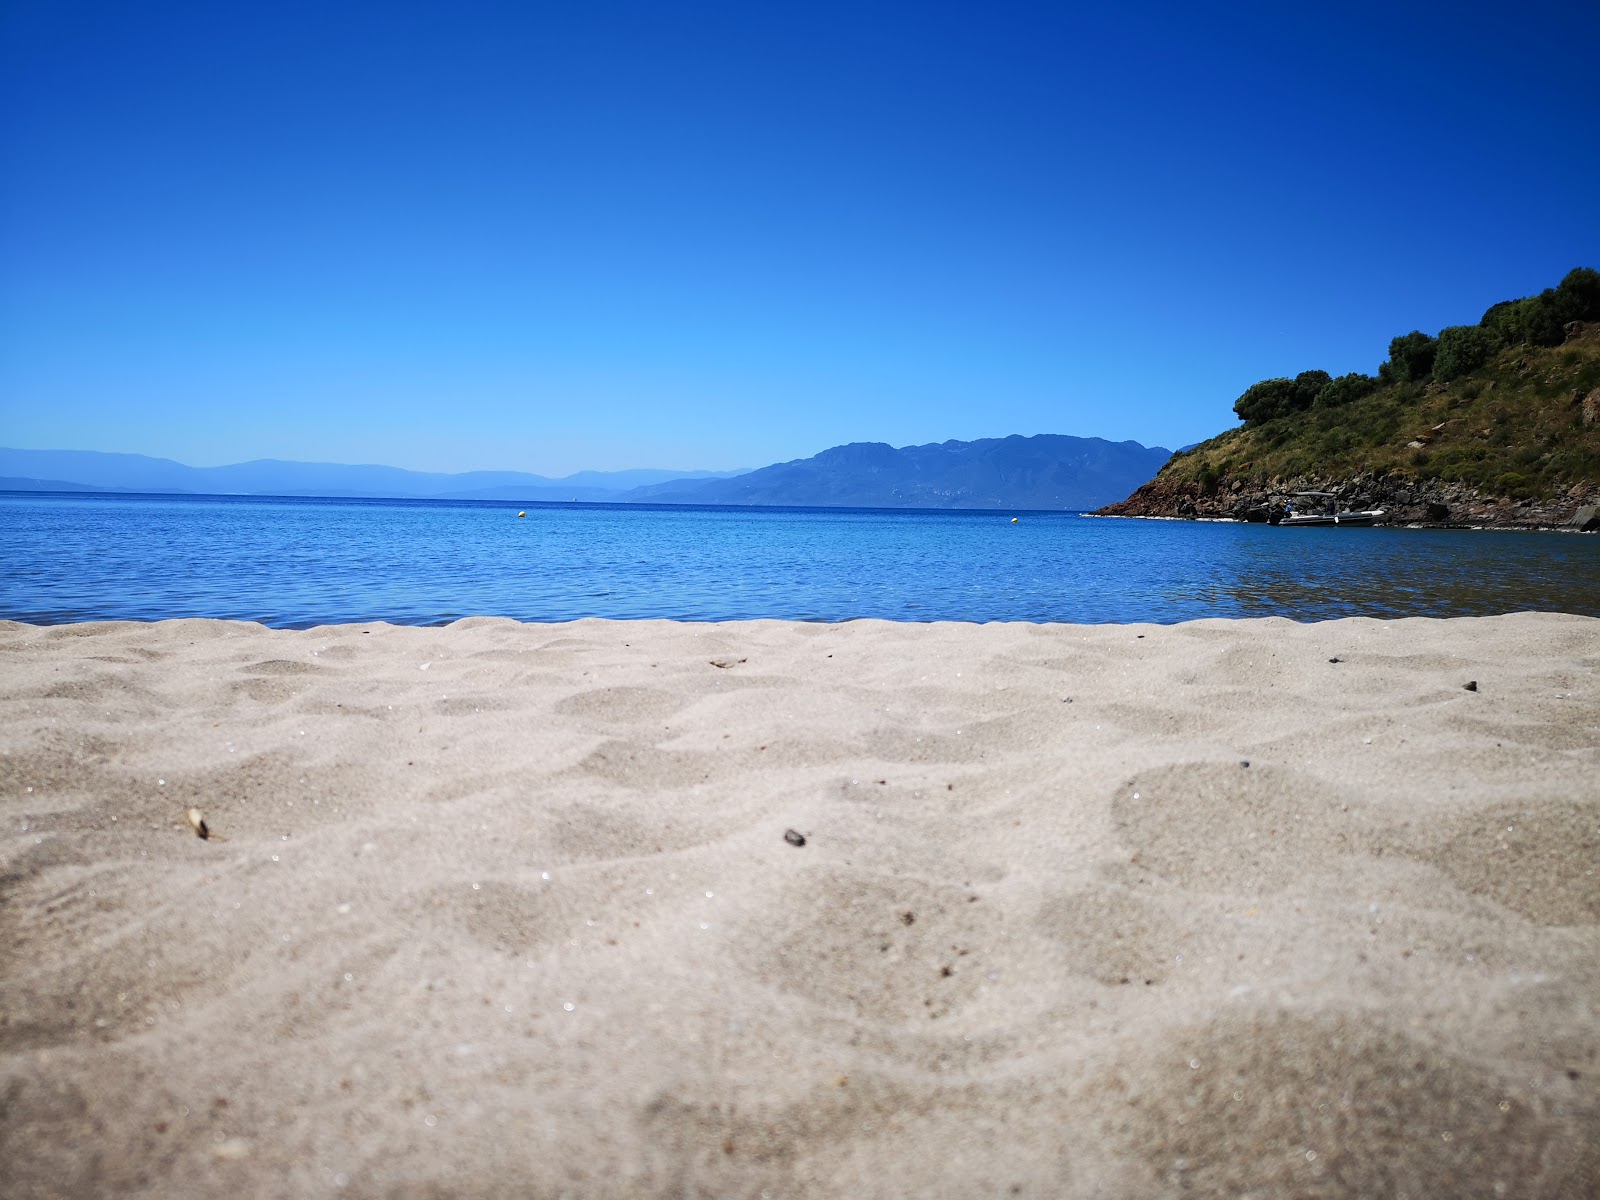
1280 509 1386 527
1277 491 1386 527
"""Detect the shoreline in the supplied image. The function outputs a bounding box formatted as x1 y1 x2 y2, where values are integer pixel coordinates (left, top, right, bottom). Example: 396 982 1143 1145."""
1089 510 1600 533
4 613 1598 1196
1096 475 1600 533
9 482 1596 529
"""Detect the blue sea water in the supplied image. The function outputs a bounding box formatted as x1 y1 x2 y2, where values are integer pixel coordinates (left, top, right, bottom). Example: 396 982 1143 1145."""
2 491 1597 627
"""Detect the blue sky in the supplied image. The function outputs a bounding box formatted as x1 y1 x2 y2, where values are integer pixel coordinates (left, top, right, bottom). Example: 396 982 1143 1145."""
2 0 1596 476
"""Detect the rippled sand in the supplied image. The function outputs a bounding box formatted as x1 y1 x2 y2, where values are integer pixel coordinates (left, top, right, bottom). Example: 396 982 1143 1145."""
2 614 1597 1197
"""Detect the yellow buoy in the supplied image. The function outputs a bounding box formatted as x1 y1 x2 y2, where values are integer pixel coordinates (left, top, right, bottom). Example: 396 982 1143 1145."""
1011 517 1019 524
517 511 526 518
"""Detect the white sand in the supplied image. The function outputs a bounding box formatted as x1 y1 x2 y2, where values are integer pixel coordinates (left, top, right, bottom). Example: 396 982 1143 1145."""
2 613 1598 1198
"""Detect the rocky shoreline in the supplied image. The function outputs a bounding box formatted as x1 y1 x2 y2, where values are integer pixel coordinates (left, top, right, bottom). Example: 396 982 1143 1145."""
1096 474 1600 531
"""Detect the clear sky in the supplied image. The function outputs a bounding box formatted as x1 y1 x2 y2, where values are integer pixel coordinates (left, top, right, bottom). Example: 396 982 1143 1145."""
2 0 1597 476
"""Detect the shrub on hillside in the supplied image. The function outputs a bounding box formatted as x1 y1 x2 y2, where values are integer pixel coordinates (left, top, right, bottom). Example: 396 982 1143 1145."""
1478 271 1597 350
1379 331 1437 383
1233 370 1331 424
1313 372 1378 408
1433 325 1497 381
1495 471 1532 498
1481 295 1566 348
1554 267 1600 324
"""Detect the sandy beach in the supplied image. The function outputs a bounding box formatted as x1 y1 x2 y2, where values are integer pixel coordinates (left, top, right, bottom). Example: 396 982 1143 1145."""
2 612 1597 1198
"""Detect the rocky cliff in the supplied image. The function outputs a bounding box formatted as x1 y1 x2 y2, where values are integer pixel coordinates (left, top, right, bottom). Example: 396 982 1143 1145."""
1099 469 1599 530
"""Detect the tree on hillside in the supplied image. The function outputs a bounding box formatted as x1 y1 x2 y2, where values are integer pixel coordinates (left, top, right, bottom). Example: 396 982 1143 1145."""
1227 267 1596 428
1313 372 1378 408
1433 324 1497 381
1481 295 1566 348
1479 269 1598 349
1234 378 1294 424
1291 370 1332 406
1233 370 1331 424
1379 331 1437 383
1555 266 1600 320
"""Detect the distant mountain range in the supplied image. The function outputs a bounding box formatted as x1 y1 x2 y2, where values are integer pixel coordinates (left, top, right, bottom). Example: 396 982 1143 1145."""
0 449 741 503
621 436 1173 509
1 434 1173 511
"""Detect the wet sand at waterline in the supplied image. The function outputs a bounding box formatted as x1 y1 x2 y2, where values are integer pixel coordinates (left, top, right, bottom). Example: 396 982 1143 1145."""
3 613 1597 1197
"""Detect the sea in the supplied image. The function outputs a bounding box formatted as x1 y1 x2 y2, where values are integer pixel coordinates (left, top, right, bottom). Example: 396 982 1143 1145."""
2 491 1598 628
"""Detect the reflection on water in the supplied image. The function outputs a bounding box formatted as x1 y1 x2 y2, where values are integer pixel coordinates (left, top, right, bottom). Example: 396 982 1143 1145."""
1215 525 1600 621
1 492 1597 627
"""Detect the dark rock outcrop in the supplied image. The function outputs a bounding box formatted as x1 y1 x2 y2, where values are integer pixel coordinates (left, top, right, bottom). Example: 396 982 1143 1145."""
1099 473 1599 531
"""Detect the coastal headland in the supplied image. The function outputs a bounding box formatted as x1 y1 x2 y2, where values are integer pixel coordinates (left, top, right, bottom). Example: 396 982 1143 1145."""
3 614 1598 1196
1100 270 1600 531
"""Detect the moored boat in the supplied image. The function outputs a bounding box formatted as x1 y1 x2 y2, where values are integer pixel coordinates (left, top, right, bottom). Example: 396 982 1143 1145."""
1279 509 1386 526
1276 491 1386 527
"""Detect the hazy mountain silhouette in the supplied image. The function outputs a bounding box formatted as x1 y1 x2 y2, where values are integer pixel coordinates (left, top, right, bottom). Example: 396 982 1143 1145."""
617 435 1172 510
0 449 738 500
2 435 1171 510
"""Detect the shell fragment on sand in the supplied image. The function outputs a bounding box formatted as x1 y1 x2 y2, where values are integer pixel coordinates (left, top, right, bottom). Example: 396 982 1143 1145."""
185 807 227 841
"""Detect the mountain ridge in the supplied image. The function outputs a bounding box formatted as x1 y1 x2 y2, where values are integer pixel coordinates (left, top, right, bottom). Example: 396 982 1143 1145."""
0 449 739 502
2 435 1174 511
617 435 1171 510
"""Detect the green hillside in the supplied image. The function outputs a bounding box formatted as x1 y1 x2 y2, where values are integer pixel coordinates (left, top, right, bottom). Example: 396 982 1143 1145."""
1103 268 1600 526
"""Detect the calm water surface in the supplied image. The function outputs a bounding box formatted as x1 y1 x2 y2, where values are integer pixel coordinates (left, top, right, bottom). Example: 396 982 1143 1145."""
2 492 1597 627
